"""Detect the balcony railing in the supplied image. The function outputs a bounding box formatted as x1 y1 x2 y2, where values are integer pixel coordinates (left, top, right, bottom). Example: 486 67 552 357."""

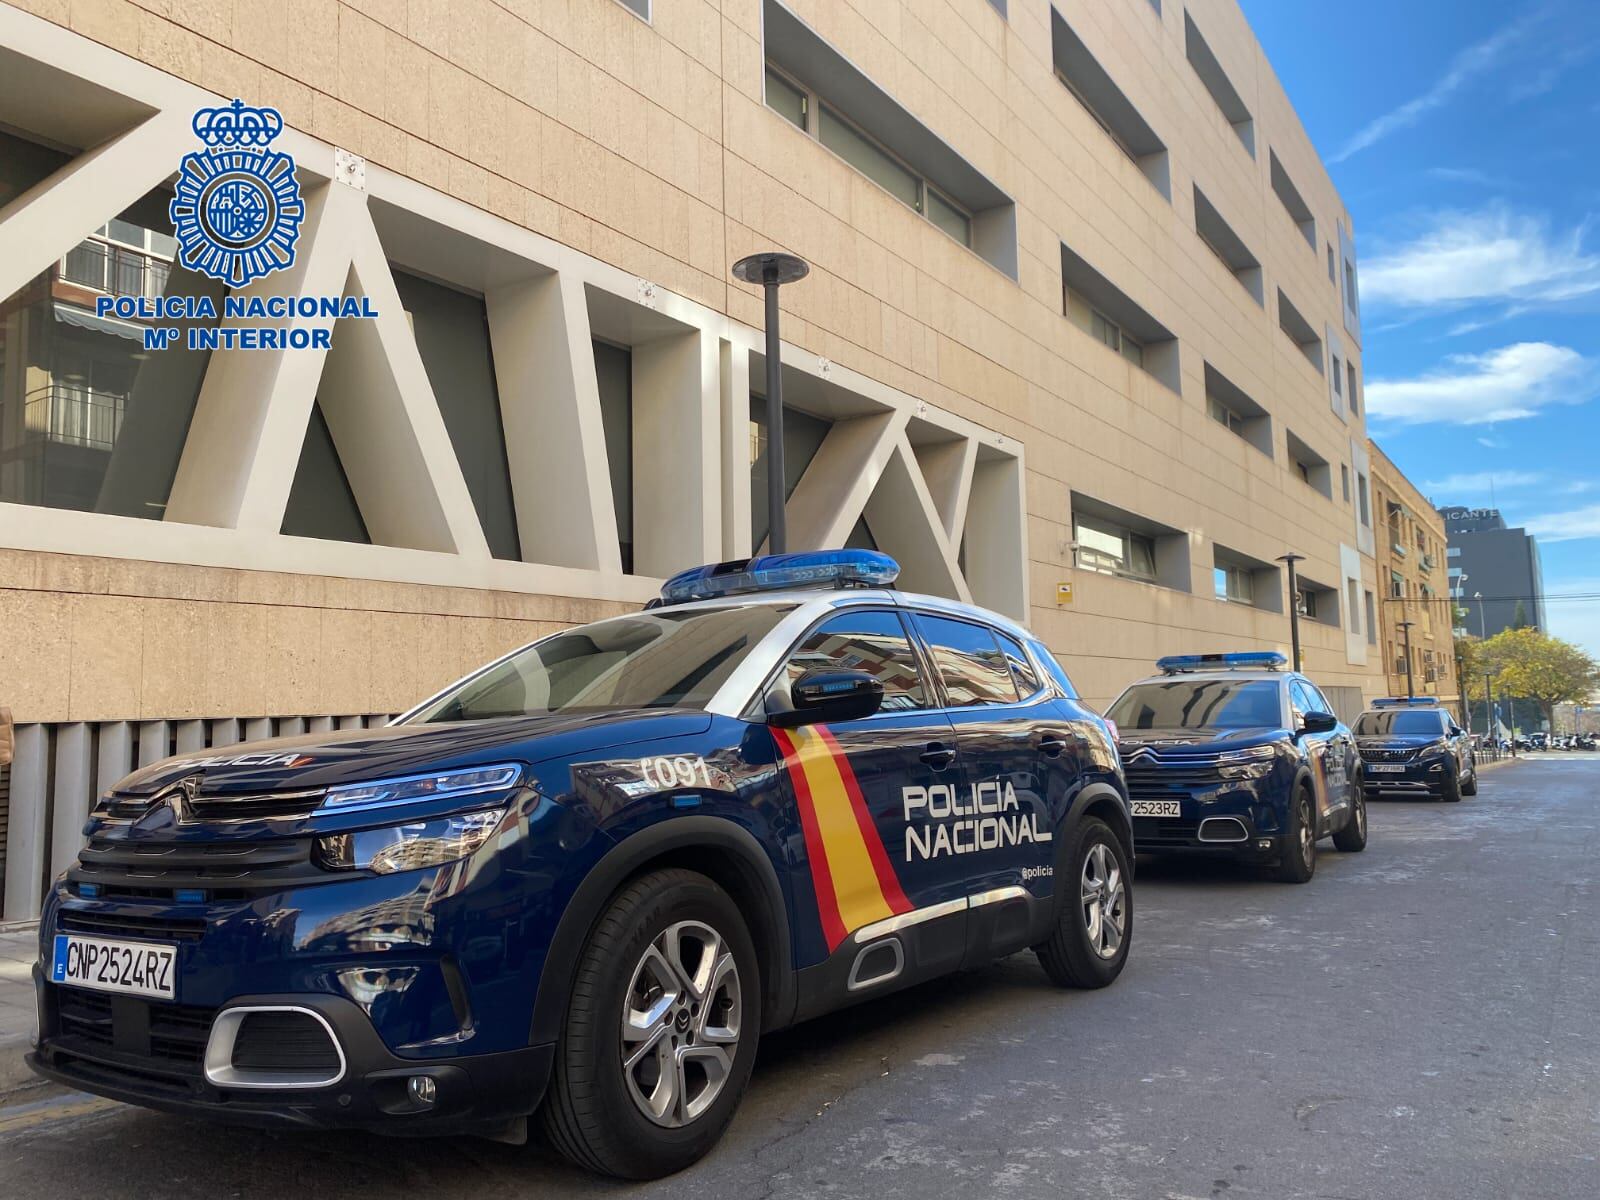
24 383 126 451
59 237 171 301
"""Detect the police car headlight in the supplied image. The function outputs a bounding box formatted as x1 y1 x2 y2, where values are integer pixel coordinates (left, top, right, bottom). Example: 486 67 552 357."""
319 764 522 814
1217 744 1275 780
315 808 505 874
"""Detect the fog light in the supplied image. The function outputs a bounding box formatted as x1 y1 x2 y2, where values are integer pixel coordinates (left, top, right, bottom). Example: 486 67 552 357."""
407 1075 437 1106
1257 839 1272 850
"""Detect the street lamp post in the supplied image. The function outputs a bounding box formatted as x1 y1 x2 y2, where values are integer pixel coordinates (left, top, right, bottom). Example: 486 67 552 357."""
1398 619 1417 698
1485 672 1495 749
1277 553 1306 672
732 252 810 555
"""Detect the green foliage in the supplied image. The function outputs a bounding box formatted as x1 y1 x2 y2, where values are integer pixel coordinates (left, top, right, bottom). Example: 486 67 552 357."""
1511 599 1529 629
1479 627 1600 726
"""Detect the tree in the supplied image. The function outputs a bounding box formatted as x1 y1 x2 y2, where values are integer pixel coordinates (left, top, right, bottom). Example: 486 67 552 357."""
1511 599 1529 629
1479 628 1600 731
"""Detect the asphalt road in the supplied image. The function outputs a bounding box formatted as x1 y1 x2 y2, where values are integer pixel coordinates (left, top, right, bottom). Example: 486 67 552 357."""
3 755 1597 1199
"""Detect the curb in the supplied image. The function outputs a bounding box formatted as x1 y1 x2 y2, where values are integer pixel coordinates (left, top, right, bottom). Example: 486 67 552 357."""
1 1039 38 1098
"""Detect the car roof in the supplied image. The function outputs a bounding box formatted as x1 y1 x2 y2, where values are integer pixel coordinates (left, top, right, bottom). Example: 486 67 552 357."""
1122 669 1291 687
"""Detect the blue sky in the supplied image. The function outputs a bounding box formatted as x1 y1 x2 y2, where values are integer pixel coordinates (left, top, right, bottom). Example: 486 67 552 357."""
1240 0 1600 656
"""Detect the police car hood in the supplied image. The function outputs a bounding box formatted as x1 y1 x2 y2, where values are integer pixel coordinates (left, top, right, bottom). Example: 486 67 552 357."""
1118 726 1284 750
111 710 715 797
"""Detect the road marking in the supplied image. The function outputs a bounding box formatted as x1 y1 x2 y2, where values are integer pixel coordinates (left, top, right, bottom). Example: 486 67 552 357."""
0 1093 121 1135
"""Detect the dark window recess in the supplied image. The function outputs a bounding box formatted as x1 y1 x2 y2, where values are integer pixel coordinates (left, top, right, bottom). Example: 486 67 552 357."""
782 610 928 711
0 133 219 521
913 614 1019 707
281 401 371 543
749 403 831 551
593 340 634 573
393 270 520 561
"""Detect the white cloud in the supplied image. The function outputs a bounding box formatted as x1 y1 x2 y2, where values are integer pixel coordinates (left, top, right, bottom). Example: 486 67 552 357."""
1361 207 1600 310
1420 470 1546 494
1364 342 1596 425
1476 436 1504 449
1331 16 1535 163
1525 504 1600 541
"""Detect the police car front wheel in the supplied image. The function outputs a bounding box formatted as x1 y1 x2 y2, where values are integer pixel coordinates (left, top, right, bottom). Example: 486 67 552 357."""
1036 817 1132 988
541 868 760 1179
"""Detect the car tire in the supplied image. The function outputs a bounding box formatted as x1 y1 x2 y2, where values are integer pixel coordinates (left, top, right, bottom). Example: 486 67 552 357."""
1440 769 1462 803
1461 759 1478 796
1331 788 1367 852
1274 787 1317 883
541 868 759 1179
1036 817 1132 989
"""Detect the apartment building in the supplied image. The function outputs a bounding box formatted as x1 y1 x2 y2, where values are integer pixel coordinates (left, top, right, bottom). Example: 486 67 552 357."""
0 0 1381 918
1369 442 1456 707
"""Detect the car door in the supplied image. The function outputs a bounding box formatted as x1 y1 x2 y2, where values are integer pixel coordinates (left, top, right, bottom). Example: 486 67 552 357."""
764 607 967 967
1290 677 1347 831
905 613 1061 955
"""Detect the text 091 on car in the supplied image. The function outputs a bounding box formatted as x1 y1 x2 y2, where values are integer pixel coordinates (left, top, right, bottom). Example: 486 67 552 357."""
29 550 1132 1179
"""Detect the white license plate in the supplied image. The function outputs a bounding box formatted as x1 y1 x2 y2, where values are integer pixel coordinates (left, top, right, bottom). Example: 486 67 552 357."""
51 933 177 1000
1130 800 1181 817
1366 763 1408 773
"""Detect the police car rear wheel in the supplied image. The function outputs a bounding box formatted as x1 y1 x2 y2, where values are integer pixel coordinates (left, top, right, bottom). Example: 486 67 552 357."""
541 868 759 1179
1275 789 1316 883
1036 817 1131 988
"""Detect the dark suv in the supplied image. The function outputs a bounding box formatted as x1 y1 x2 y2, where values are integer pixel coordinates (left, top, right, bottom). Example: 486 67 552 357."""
30 551 1131 1178
1353 699 1477 802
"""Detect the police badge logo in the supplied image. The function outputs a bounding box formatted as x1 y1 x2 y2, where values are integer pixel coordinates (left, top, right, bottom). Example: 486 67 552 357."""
169 99 303 287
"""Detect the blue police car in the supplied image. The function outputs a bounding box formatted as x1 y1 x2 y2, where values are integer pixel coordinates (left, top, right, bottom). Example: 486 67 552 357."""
1104 652 1366 882
1352 697 1477 802
29 551 1131 1178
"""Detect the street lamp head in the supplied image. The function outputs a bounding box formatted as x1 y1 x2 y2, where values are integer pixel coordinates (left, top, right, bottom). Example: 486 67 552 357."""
1276 552 1305 565
732 251 810 287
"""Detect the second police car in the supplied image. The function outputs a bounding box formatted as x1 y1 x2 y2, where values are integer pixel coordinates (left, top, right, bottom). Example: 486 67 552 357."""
28 550 1132 1179
1104 652 1367 882
1352 697 1478 802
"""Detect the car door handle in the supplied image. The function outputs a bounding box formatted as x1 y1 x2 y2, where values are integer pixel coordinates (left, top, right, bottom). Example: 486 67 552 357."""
920 743 958 770
1036 734 1068 757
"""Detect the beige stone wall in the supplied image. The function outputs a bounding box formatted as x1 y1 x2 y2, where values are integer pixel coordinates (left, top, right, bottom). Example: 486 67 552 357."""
2 0 1386 712
1369 442 1457 703
0 550 631 723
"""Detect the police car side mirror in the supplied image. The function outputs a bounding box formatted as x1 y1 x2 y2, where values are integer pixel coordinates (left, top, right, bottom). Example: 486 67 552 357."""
1299 711 1338 735
769 670 884 728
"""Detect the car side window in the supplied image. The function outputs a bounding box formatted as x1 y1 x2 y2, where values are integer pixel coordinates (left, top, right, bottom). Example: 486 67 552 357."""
779 609 928 712
912 614 1020 707
1304 681 1335 715
1288 679 1313 724
995 631 1042 698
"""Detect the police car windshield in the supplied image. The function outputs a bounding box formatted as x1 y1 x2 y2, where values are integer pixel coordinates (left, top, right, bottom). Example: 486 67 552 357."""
1107 679 1284 730
412 604 794 720
1354 710 1445 736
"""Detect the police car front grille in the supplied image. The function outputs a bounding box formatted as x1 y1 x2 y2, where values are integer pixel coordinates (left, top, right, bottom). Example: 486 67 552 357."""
73 835 323 898
100 788 325 823
1358 747 1417 763
57 908 210 942
1123 763 1225 795
51 987 215 1076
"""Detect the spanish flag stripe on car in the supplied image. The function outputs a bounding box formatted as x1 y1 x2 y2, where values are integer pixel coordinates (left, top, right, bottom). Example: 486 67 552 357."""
773 725 913 952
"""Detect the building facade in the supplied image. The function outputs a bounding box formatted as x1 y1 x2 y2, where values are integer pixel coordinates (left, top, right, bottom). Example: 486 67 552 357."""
1441 506 1546 639
1369 442 1456 707
0 0 1381 918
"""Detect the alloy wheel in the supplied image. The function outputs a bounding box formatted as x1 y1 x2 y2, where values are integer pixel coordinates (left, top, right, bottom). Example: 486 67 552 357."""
1080 841 1126 959
1298 798 1314 869
620 920 742 1128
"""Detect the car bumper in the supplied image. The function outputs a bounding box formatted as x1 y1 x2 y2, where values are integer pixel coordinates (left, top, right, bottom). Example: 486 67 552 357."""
28 966 552 1134
1131 813 1282 860
1360 758 1453 795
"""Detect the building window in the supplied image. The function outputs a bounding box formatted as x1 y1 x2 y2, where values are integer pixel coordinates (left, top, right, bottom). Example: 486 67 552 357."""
1358 473 1372 527
1347 362 1359 415
765 65 806 130
1390 570 1405 600
1277 289 1324 372
1183 12 1255 157
1341 464 1351 502
612 0 650 19
1269 150 1316 249
1066 285 1144 366
1051 10 1171 198
1365 590 1377 644
1074 514 1156 580
1192 186 1264 305
1296 588 1317 618
1214 564 1253 604
1208 393 1247 436
1327 243 1337 283
766 63 974 249
986 0 1007 16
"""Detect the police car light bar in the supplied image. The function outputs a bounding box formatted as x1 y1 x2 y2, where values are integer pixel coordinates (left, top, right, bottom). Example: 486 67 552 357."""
1156 651 1288 674
658 549 900 605
1370 697 1442 708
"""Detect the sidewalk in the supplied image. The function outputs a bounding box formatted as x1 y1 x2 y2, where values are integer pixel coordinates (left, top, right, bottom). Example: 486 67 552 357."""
0 926 39 1094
